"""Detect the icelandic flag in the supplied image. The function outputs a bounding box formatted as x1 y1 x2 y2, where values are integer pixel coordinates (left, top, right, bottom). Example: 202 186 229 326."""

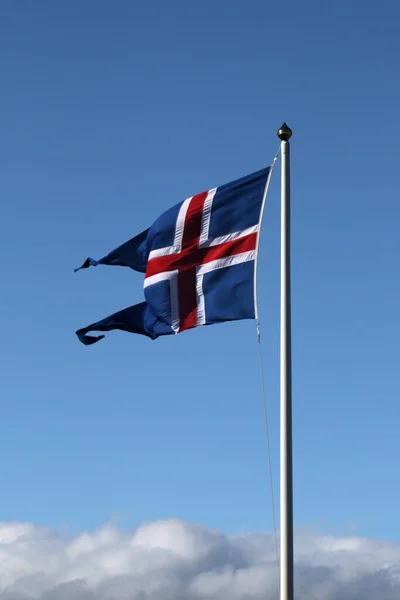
75 167 272 344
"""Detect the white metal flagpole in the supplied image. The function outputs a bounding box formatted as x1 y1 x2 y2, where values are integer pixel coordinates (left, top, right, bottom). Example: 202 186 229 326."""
278 123 294 600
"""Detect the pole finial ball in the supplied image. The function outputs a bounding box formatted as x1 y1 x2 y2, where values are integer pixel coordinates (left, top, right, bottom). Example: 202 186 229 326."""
278 123 292 141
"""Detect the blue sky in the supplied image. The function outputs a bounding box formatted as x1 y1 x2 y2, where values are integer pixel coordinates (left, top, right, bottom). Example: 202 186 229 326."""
1 0 399 544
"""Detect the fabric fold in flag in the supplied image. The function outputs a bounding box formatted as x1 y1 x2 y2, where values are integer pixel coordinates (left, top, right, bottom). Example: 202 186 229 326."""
74 228 150 273
75 166 273 344
76 302 172 344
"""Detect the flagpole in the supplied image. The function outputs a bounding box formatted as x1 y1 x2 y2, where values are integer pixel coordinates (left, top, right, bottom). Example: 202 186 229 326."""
278 123 294 600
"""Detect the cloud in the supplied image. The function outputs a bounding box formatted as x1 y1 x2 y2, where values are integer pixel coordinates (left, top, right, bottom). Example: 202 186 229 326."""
0 518 399 599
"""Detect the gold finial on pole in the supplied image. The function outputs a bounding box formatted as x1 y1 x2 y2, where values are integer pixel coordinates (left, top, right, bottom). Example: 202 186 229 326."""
278 123 292 142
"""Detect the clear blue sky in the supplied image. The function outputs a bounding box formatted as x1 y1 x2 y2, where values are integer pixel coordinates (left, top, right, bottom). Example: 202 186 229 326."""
1 1 399 542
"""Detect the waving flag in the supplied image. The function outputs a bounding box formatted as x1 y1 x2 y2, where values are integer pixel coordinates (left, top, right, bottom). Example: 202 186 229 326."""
75 167 272 344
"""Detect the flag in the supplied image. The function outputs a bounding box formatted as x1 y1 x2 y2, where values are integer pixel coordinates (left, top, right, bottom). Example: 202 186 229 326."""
75 167 272 344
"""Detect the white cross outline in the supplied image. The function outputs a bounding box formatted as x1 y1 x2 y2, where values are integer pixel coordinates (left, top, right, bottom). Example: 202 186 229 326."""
143 188 258 333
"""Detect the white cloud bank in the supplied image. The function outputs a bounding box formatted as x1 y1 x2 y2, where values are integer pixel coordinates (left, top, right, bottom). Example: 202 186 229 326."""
0 518 399 599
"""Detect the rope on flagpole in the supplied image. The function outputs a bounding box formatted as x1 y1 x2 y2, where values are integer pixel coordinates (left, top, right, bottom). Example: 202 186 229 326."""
254 147 281 597
254 147 280 326
256 336 280 595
